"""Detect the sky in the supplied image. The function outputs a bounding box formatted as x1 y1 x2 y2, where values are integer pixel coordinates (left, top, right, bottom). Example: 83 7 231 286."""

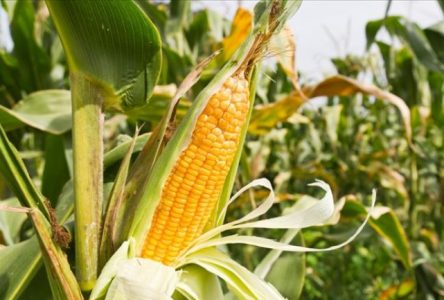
194 0 443 79
1 1 441 80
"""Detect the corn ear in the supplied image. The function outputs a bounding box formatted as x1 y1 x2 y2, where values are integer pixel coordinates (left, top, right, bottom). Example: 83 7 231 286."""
127 38 255 256
141 74 250 264
128 0 302 260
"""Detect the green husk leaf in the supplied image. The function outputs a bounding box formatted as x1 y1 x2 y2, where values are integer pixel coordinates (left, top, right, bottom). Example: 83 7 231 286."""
176 265 224 300
105 258 178 300
90 240 135 300
183 248 284 300
100 131 139 268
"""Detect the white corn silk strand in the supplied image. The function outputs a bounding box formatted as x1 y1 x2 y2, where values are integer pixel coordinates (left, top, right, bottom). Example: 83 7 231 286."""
178 178 376 263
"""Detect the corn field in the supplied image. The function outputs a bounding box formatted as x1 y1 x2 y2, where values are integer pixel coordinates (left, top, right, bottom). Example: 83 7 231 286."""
0 0 443 299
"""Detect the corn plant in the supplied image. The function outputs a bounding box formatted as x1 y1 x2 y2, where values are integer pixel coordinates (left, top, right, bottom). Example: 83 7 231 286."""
0 1 384 299
236 8 444 298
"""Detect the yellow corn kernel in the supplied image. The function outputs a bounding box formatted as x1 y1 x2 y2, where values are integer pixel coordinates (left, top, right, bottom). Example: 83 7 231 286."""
141 73 249 265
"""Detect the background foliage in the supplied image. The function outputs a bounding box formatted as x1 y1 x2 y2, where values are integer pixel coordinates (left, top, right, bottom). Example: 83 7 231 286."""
0 0 443 299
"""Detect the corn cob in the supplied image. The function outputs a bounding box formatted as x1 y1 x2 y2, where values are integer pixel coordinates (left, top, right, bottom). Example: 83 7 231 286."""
141 73 250 265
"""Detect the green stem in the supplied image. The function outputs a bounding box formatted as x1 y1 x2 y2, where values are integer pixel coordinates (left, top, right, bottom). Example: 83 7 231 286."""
438 157 444 241
71 73 103 291
408 148 418 238
0 175 8 199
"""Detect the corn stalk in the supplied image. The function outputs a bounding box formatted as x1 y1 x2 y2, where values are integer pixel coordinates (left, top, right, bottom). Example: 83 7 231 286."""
45 0 162 290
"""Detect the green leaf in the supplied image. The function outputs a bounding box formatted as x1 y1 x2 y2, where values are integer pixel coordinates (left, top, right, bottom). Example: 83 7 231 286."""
425 21 444 64
186 9 226 50
0 90 71 134
125 85 191 123
438 0 444 14
266 254 305 300
323 105 343 147
428 71 444 125
0 51 21 102
170 0 191 29
366 16 444 72
0 198 27 245
248 89 303 135
0 172 78 299
255 230 305 300
0 124 50 218
41 134 70 205
161 45 194 84
379 279 415 299
133 0 167 36
305 75 412 144
18 267 52 300
342 200 412 268
0 237 42 300
103 133 151 169
394 18 444 72
45 0 162 110
10 0 51 92
274 0 303 33
369 210 412 268
365 18 384 49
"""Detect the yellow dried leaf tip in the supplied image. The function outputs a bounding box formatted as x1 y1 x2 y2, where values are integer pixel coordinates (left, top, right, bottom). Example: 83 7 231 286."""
142 74 250 265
